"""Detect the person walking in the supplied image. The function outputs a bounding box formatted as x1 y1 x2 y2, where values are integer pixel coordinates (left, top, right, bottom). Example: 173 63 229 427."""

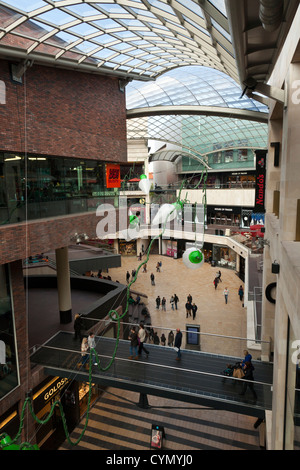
168 330 174 346
185 301 192 318
87 332 97 365
128 327 139 360
174 328 182 361
223 287 229 304
150 273 155 285
241 350 252 369
187 294 192 303
239 361 257 400
213 277 219 289
192 303 198 320
138 323 150 358
156 262 160 272
74 314 84 341
78 337 89 370
161 297 166 311
156 295 161 309
126 271 130 283
153 332 160 345
238 285 244 301
174 294 179 310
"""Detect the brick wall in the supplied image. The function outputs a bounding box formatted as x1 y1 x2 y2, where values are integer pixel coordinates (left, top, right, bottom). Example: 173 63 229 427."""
0 59 127 161
0 207 129 264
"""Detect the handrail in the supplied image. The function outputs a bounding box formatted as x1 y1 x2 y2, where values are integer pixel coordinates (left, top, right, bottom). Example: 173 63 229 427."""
82 317 272 346
30 342 273 388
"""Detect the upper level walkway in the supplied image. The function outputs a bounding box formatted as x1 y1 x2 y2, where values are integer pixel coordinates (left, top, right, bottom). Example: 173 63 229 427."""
30 331 274 420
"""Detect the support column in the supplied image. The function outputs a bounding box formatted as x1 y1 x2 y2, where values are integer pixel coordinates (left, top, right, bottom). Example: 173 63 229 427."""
55 247 72 324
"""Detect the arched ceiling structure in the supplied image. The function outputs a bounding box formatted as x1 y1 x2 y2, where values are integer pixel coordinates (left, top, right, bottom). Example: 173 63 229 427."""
0 0 237 81
126 66 269 167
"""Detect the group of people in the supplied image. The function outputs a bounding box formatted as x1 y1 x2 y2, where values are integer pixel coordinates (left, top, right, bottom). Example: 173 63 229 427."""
212 271 245 305
128 325 183 361
185 294 198 319
77 331 98 370
155 294 179 311
227 349 257 400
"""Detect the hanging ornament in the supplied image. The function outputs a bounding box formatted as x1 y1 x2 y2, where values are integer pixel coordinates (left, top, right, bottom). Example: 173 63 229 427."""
138 174 151 194
129 209 140 228
182 247 204 269
152 201 183 226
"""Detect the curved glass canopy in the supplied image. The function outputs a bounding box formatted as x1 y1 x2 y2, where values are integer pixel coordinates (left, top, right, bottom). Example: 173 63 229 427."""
0 0 237 80
126 66 269 164
126 65 268 112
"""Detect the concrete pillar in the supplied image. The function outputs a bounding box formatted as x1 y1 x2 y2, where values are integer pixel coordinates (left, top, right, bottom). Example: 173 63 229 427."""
271 289 288 449
55 247 72 324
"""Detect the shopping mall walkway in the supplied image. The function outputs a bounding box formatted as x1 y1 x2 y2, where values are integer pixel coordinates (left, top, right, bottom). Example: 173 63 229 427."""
30 331 273 418
104 254 251 358
37 254 267 450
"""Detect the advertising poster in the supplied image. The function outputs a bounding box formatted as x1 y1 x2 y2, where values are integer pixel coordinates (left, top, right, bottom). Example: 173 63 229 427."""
106 164 121 188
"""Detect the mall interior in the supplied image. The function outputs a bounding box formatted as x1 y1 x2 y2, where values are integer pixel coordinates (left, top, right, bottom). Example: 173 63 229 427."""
0 0 300 451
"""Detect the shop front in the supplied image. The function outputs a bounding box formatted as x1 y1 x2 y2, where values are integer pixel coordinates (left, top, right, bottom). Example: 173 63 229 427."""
212 245 237 270
207 205 241 228
32 376 100 449
118 240 137 256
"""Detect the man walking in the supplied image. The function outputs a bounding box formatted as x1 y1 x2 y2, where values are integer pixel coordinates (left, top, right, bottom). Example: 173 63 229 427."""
175 328 182 361
138 324 149 358
128 327 139 360
185 301 192 318
239 361 257 400
87 332 97 365
192 303 198 320
150 273 155 285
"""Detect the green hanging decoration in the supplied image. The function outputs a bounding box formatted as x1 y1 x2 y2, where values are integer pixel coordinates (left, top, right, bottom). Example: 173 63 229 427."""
1 171 208 450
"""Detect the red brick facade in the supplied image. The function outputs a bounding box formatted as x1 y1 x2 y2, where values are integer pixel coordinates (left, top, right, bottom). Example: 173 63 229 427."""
0 59 128 161
0 58 129 442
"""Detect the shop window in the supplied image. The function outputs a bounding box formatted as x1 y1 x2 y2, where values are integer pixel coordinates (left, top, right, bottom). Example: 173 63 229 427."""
0 265 19 399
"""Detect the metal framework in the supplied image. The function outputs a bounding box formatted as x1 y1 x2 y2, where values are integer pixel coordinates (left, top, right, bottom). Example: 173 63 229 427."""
0 0 238 81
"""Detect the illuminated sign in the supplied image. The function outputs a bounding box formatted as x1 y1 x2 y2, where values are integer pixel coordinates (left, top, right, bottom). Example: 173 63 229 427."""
33 377 69 408
254 150 266 213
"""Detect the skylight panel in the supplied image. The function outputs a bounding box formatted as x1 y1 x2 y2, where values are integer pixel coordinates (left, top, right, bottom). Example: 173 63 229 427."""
176 0 204 18
3 0 46 12
36 9 76 26
208 0 227 18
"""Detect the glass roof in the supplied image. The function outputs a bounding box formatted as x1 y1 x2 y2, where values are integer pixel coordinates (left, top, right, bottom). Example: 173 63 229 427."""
126 66 268 112
127 113 268 158
126 66 268 162
0 0 238 80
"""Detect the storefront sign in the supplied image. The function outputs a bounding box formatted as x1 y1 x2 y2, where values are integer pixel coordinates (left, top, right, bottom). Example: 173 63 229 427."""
254 150 267 213
33 377 69 408
106 164 121 188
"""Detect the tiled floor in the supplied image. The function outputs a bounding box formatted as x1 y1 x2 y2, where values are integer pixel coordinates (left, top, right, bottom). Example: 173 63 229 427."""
59 253 262 451
106 254 250 358
59 387 260 451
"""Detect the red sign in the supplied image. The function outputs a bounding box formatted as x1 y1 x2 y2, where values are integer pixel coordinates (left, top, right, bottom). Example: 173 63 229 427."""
106 164 121 188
